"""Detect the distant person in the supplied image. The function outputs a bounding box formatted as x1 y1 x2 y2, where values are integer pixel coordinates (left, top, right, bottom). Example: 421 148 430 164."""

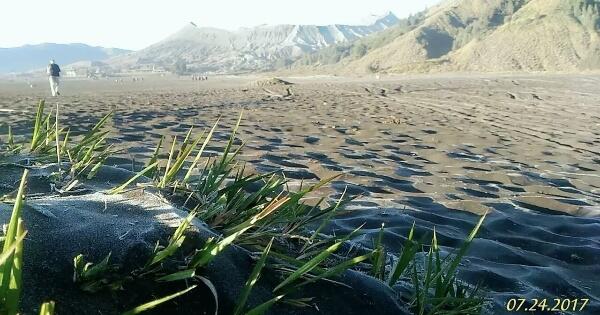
47 59 61 96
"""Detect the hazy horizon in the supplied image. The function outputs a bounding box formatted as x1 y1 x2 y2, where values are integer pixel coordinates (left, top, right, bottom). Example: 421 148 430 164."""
2 0 441 50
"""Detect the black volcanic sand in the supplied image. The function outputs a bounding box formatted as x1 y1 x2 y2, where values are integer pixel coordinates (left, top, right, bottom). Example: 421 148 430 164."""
0 164 405 315
1 73 600 314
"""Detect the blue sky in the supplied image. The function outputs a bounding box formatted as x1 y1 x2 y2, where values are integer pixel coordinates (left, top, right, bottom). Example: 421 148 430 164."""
3 0 441 50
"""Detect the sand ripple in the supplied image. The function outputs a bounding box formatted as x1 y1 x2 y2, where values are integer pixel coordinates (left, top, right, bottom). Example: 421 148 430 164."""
1 74 599 313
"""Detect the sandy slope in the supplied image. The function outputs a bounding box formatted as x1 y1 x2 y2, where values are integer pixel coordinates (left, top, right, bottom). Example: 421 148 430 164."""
343 0 600 73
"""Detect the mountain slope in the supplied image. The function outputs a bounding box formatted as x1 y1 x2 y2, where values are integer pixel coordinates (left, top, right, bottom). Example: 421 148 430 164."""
0 43 130 73
110 13 400 73
448 0 600 71
301 0 600 73
294 12 427 67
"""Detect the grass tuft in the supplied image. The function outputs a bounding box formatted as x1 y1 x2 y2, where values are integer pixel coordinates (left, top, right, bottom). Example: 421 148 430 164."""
0 104 488 314
0 170 28 315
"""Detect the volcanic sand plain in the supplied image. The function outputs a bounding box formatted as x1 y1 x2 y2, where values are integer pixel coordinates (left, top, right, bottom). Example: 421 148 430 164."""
1 73 599 313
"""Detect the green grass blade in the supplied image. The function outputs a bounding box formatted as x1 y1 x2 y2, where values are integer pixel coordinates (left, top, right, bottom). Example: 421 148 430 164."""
244 295 284 315
0 169 28 293
159 136 178 188
82 253 112 280
71 111 113 154
233 238 273 315
60 129 70 156
197 276 219 315
179 127 194 158
162 133 205 187
121 285 197 315
108 162 158 195
44 109 52 146
146 136 164 178
0 232 27 268
55 103 62 177
156 269 196 282
39 301 55 315
88 111 113 136
440 212 487 291
147 211 196 267
387 221 417 286
220 113 243 168
190 226 252 269
371 223 386 280
302 188 346 252
8 125 13 147
412 262 421 312
30 100 45 151
295 253 372 290
273 224 363 292
182 119 220 184
5 219 25 315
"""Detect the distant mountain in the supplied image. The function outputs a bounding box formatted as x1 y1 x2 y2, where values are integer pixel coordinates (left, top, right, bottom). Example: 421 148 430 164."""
109 12 400 73
295 0 600 73
0 43 130 73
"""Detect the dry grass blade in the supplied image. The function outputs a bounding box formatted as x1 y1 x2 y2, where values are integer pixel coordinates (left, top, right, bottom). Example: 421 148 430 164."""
197 276 219 315
227 196 291 234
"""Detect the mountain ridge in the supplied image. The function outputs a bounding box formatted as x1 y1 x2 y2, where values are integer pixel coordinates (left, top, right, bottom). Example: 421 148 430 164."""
0 43 130 74
294 0 600 73
109 12 400 73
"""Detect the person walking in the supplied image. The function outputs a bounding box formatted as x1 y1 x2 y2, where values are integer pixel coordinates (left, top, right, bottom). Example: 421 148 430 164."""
47 59 61 96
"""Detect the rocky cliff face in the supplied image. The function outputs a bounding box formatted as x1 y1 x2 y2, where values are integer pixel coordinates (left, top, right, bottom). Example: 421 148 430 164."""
110 13 399 73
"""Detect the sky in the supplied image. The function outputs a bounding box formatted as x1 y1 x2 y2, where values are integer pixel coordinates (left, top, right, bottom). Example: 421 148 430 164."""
2 0 441 50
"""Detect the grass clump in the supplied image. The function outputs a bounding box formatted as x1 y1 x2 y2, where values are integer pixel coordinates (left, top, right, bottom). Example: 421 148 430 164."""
4 100 115 193
105 112 487 314
0 101 488 314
